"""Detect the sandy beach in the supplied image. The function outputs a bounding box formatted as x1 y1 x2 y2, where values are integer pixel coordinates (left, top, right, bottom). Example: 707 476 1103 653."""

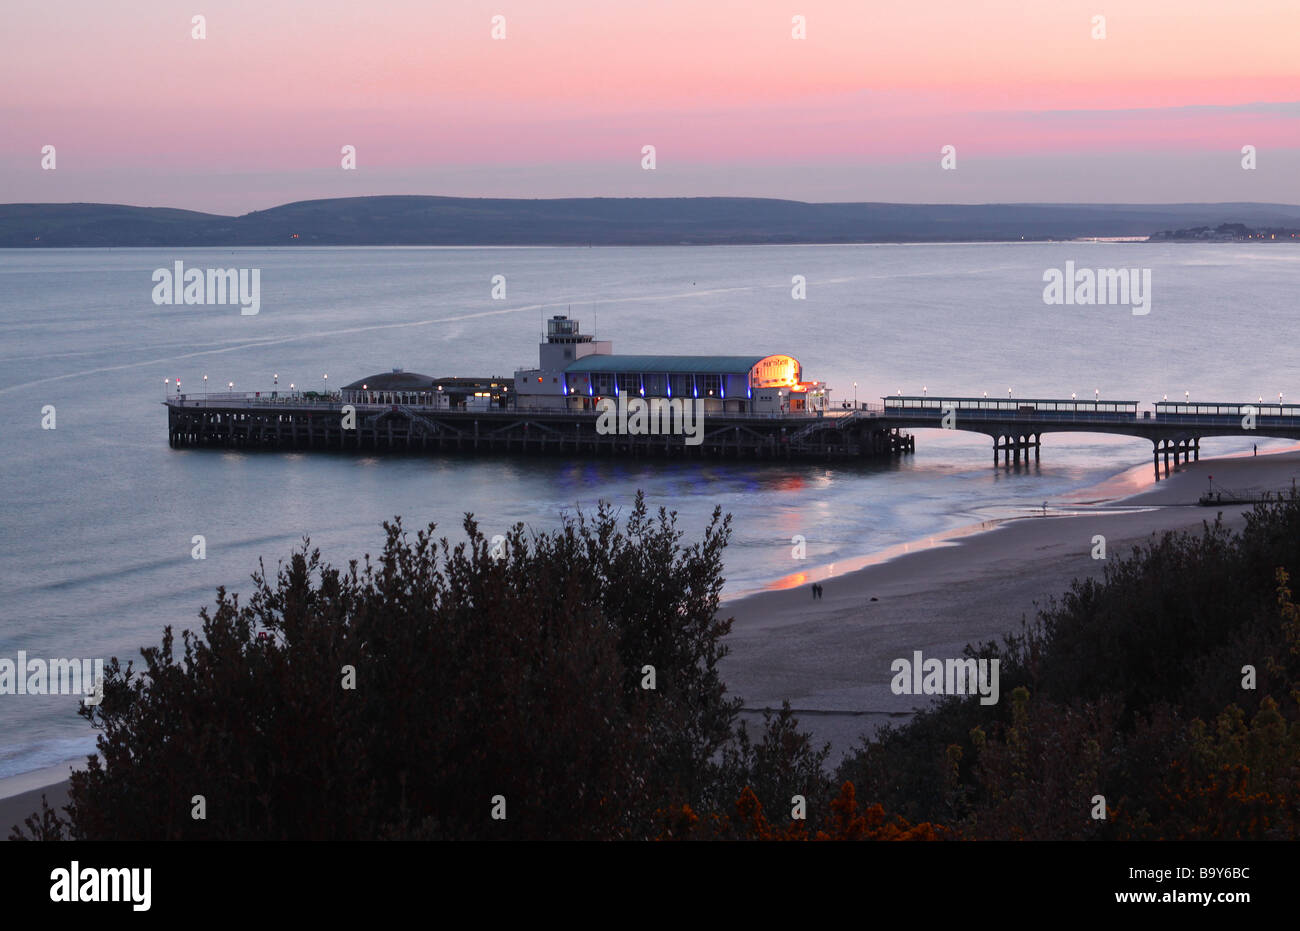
0 761 75 838
723 446 1300 762
5 445 1299 835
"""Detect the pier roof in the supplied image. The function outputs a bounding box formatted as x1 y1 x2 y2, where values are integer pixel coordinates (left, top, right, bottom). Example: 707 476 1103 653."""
342 371 436 390
564 354 772 375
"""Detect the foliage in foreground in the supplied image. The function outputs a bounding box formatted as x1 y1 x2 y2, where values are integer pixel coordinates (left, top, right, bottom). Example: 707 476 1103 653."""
11 494 886 840
837 493 1300 839
18 491 1300 840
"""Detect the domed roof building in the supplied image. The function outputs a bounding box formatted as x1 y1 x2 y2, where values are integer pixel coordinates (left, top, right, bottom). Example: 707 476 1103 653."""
341 369 510 409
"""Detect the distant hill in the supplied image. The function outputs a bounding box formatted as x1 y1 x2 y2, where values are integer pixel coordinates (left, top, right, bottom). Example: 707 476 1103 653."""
5 196 1300 246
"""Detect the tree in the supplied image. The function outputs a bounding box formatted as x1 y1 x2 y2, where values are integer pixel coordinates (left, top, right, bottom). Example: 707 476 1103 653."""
13 494 746 840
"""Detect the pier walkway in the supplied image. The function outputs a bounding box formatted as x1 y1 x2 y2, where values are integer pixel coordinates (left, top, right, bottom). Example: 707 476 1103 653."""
165 393 1299 476
163 394 913 462
879 396 1300 478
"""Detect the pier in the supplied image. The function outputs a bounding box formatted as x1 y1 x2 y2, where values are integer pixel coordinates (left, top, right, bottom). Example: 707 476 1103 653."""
880 396 1300 479
164 394 914 461
164 391 1299 475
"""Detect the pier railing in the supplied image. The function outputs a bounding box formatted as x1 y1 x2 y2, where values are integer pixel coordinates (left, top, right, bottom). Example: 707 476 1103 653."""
167 393 880 420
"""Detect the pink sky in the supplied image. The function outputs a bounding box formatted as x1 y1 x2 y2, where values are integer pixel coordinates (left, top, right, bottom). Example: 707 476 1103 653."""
3 0 1299 212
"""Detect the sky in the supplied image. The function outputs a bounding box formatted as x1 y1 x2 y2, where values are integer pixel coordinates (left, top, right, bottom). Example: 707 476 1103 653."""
3 0 1299 213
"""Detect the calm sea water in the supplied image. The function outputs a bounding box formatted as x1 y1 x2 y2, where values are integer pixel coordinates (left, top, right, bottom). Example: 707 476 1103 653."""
2 243 1297 778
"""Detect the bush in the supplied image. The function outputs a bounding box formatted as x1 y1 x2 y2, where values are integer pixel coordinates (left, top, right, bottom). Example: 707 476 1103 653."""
14 494 750 840
836 494 1300 839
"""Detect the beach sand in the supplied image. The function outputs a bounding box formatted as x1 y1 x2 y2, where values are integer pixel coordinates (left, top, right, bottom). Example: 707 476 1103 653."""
722 447 1300 763
0 761 75 839
5 446 1298 832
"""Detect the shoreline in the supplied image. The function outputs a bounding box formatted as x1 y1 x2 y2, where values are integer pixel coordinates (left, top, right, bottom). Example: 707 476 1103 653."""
0 760 78 836
726 439 1300 602
5 444 1299 832
721 444 1300 762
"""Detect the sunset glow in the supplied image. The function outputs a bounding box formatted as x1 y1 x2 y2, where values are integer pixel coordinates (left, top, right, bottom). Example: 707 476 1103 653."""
3 0 1298 210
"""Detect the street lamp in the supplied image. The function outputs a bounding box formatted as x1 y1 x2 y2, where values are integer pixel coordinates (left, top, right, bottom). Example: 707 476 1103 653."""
1008 387 1012 399
323 374 328 399
203 374 208 400
923 385 928 397
853 381 857 408
162 378 168 399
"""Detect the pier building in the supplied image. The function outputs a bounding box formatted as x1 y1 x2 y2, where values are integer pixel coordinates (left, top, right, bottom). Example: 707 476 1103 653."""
512 315 828 414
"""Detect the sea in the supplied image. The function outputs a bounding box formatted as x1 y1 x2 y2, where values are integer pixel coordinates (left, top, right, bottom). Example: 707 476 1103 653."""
1 242 1297 779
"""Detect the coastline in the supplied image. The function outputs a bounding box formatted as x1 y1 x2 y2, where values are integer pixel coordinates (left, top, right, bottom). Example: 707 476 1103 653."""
0 761 77 837
721 445 1300 762
5 445 1299 833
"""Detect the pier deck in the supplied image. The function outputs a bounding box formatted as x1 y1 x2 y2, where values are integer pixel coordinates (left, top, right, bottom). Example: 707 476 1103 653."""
165 392 1300 477
164 395 915 461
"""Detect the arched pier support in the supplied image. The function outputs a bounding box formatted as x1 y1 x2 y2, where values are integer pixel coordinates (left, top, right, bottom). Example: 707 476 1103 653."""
1153 436 1201 481
993 432 1041 467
